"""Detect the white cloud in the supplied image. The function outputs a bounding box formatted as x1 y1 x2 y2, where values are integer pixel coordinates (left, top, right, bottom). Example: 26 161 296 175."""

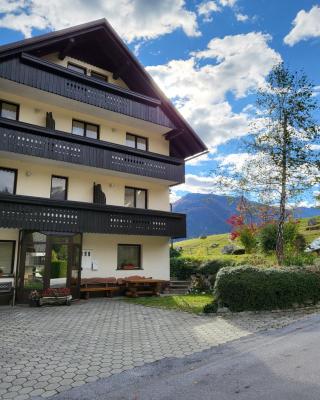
197 0 238 22
147 32 281 149
235 13 249 22
218 0 237 7
174 173 226 194
197 1 221 22
0 0 200 41
284 5 320 46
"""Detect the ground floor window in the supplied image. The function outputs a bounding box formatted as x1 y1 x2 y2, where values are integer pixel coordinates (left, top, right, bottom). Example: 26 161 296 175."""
117 244 141 270
0 241 15 275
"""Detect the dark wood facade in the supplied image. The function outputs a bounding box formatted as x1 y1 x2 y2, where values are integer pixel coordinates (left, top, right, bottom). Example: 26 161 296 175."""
0 54 175 129
0 194 186 238
0 118 185 184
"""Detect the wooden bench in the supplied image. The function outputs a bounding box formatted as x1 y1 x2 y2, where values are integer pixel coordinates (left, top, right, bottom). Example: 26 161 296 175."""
122 278 168 298
80 278 119 299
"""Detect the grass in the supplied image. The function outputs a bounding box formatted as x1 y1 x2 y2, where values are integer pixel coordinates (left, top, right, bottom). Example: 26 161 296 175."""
124 294 213 314
174 216 320 263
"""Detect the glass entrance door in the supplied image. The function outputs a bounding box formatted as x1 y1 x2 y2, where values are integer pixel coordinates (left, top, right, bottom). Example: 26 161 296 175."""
18 231 82 303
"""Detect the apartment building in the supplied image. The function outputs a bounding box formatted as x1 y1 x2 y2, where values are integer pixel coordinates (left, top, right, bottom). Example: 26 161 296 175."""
0 19 207 303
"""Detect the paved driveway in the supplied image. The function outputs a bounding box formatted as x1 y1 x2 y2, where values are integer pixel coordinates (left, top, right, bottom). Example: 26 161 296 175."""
0 299 317 399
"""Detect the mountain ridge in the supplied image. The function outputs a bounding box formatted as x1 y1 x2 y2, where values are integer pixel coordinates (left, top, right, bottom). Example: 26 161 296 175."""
172 193 320 239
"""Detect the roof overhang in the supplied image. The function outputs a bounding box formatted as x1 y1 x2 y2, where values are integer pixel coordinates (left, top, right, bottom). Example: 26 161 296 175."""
0 19 208 159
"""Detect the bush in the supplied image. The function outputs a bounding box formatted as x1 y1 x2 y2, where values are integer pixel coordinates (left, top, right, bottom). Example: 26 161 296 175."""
283 251 315 267
239 226 257 253
170 257 202 280
258 221 299 254
199 259 234 287
170 247 182 258
203 299 218 314
214 265 320 312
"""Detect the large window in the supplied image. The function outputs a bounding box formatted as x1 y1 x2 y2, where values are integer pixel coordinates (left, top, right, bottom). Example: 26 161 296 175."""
125 187 147 209
67 62 86 75
0 100 19 120
50 176 68 200
72 119 99 140
126 133 148 151
0 241 15 276
0 167 17 194
117 244 141 270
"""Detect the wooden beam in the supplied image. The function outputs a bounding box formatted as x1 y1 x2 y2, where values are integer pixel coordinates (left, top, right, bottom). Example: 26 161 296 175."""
164 129 184 141
58 38 76 60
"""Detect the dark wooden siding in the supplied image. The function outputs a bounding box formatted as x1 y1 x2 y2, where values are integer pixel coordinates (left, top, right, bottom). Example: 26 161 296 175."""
0 53 175 129
0 194 186 238
0 118 185 183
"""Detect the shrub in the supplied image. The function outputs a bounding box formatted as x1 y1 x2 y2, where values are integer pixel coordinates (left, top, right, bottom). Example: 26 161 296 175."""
170 257 202 280
199 259 234 287
203 299 218 314
170 247 182 258
258 221 299 254
283 251 315 267
239 226 257 253
214 265 320 312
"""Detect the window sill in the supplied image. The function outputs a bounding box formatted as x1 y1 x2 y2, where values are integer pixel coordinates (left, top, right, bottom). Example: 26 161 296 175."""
117 268 143 271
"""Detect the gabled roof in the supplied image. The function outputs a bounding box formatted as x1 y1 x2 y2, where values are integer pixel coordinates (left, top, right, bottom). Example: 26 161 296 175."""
0 19 207 160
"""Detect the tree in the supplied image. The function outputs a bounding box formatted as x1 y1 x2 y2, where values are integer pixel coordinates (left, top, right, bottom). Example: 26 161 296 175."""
217 63 320 264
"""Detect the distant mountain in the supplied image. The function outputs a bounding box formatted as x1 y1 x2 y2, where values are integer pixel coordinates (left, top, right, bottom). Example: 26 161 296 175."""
172 193 320 239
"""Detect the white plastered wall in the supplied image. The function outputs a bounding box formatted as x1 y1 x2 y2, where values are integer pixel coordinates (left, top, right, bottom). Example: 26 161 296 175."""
43 53 129 88
0 157 171 211
0 86 170 156
82 234 170 280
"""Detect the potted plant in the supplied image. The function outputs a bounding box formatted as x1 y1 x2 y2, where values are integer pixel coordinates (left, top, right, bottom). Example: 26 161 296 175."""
29 290 41 307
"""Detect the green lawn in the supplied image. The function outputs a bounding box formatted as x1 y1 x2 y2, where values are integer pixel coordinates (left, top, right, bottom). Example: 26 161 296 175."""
124 294 213 314
174 216 320 263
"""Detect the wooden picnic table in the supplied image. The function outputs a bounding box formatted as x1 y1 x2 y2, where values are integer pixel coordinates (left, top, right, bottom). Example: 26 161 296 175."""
123 278 168 297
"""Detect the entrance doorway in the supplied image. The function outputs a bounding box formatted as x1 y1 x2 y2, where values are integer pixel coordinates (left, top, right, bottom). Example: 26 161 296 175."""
17 231 82 303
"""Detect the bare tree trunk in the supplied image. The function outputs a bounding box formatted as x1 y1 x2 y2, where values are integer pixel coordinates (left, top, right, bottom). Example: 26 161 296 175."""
276 116 288 265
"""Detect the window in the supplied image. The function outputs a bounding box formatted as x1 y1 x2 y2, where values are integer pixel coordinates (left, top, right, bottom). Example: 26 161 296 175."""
0 241 15 275
72 120 99 140
117 244 141 270
126 133 148 151
0 167 17 194
0 100 19 120
50 176 68 200
91 71 108 82
67 62 86 74
125 187 147 209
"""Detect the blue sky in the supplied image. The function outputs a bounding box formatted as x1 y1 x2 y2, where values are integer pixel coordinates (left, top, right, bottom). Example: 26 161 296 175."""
1 0 320 206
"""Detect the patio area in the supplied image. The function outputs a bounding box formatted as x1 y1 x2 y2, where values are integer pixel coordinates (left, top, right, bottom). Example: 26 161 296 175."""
0 299 317 399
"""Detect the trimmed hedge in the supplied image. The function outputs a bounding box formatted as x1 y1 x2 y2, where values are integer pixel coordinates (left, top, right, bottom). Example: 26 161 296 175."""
213 265 320 312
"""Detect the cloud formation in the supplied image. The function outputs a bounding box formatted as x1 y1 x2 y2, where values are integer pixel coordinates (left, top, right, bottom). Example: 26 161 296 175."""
147 32 281 150
0 0 200 41
284 5 320 46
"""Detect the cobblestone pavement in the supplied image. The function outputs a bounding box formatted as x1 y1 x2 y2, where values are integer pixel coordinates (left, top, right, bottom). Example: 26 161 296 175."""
0 299 318 400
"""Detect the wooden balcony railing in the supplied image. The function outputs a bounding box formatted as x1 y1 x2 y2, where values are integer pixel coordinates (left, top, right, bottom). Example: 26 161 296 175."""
0 194 186 238
0 118 185 184
0 53 175 129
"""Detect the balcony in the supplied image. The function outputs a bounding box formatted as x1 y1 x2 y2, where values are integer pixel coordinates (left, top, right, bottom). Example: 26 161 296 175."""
0 53 175 129
0 194 186 238
0 118 185 184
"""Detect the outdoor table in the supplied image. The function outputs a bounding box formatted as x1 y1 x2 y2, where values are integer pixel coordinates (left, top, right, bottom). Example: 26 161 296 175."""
123 278 168 297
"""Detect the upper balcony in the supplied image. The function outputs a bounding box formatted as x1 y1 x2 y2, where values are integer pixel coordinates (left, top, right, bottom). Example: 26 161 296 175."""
0 53 176 130
0 117 185 185
0 193 186 238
